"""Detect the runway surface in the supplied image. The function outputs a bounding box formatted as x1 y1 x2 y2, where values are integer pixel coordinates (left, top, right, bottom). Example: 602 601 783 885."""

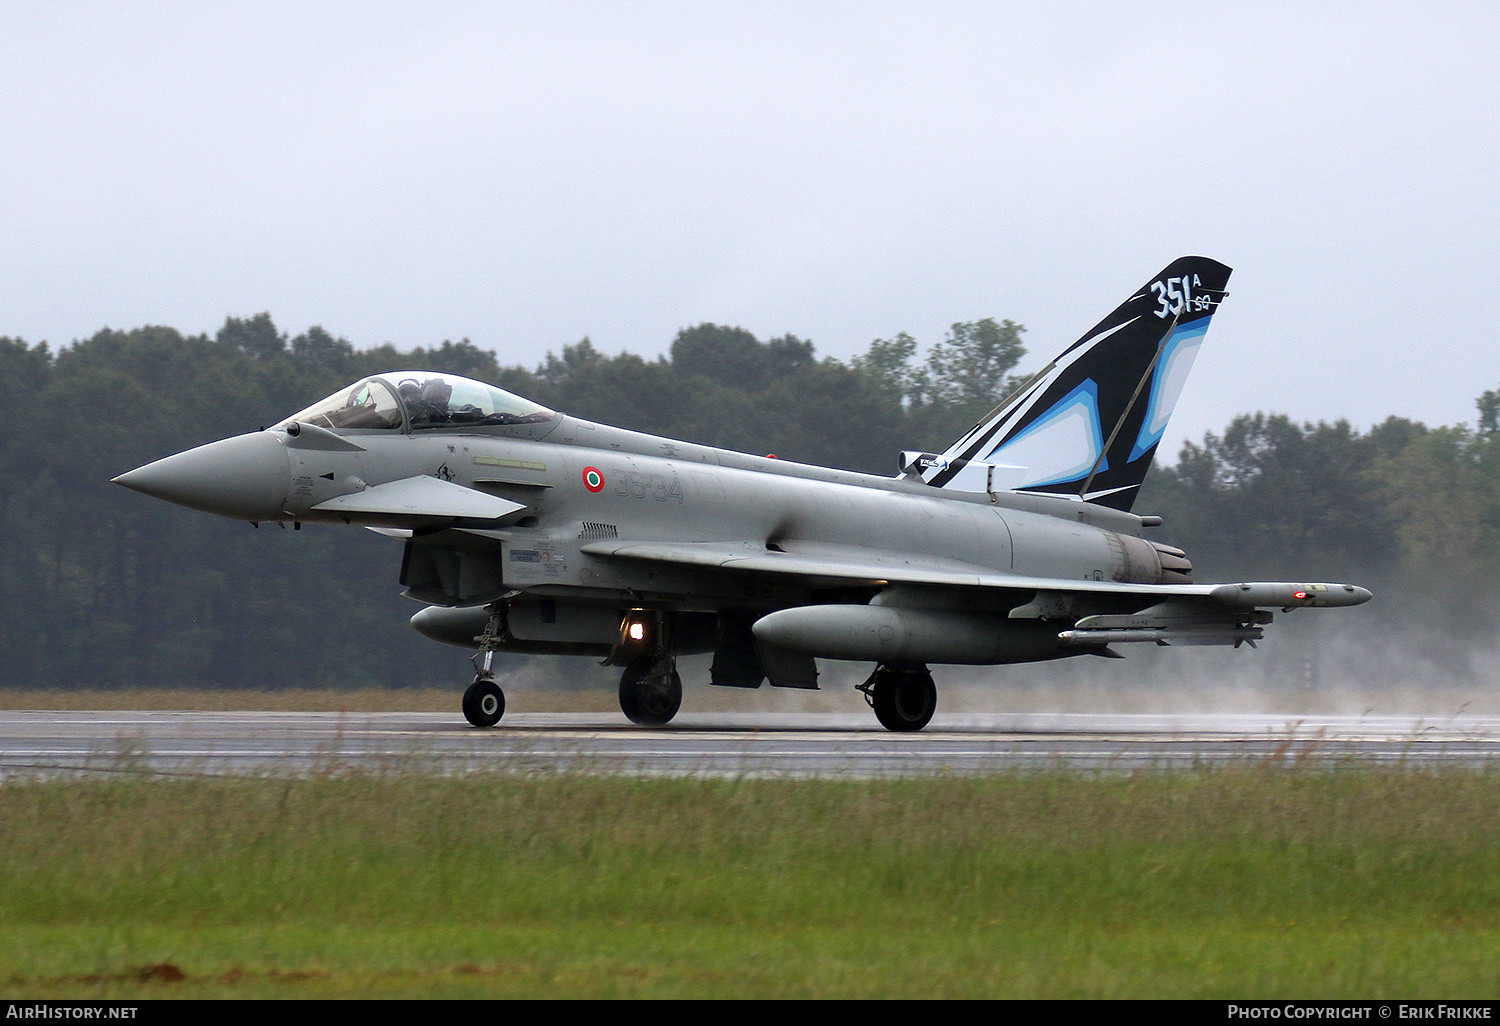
4 709 1500 777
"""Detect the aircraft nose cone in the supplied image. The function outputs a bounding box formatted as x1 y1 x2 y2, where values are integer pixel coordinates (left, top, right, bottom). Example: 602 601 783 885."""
113 431 290 521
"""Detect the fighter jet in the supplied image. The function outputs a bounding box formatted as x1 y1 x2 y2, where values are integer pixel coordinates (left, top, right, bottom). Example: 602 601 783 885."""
114 257 1370 731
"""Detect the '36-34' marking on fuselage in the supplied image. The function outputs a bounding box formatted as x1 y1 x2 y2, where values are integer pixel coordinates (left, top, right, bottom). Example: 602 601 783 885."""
610 468 684 503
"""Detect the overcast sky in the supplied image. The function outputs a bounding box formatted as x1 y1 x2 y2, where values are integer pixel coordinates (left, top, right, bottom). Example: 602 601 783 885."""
2 2 1495 457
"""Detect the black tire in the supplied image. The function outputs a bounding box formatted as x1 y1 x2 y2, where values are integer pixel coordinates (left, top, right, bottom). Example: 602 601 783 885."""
619 657 682 727
462 677 505 727
871 667 936 732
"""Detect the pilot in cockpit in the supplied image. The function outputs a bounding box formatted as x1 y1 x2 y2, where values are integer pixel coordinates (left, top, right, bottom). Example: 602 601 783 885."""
400 376 454 427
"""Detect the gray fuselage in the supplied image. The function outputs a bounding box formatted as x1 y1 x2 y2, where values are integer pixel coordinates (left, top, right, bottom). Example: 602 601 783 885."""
275 412 1179 617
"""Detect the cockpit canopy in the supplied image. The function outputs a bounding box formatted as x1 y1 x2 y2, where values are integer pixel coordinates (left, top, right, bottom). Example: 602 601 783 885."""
278 372 554 433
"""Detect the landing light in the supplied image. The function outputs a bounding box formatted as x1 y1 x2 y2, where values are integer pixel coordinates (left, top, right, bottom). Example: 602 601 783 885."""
628 621 646 642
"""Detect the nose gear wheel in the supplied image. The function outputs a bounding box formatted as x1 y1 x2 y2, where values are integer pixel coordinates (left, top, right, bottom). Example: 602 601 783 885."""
463 676 505 727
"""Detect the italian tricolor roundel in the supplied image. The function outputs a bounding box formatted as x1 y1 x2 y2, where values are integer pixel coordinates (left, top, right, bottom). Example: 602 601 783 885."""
582 467 605 493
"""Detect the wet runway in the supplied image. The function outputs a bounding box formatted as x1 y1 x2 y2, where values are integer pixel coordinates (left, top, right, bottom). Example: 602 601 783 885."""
3 709 1500 778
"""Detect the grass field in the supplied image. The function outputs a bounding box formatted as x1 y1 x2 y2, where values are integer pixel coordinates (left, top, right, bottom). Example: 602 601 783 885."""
3 768 1500 998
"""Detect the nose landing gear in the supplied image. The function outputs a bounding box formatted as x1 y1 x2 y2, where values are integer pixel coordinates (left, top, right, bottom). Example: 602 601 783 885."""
463 610 508 728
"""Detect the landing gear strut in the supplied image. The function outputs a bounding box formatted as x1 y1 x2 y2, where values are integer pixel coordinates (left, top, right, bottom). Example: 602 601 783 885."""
619 654 682 727
463 610 508 728
858 664 937 732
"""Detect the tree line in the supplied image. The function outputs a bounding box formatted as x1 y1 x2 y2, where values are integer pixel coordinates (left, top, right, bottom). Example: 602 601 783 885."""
0 314 1494 690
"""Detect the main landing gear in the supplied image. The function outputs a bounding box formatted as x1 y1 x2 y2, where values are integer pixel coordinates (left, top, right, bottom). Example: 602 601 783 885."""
611 608 683 727
618 654 682 727
858 664 937 732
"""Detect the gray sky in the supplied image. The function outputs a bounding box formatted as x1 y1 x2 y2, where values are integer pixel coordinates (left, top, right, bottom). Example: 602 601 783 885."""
2 2 1496 457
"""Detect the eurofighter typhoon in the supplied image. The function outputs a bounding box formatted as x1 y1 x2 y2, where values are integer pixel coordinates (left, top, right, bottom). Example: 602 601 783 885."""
115 258 1370 731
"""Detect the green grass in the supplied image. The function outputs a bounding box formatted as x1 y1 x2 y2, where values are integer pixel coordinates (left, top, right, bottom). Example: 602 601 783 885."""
3 769 1500 997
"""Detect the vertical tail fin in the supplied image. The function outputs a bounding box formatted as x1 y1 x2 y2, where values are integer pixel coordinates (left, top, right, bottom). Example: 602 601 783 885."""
917 256 1231 511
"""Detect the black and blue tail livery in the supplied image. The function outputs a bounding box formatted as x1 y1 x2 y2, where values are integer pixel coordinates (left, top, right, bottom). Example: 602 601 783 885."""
915 256 1231 511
